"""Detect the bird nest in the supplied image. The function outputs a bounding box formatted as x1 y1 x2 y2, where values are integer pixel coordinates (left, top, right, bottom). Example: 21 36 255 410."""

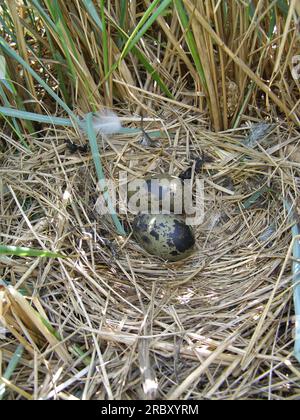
1 108 300 400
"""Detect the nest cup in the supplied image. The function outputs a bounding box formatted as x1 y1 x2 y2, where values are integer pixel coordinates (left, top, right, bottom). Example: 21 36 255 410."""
1 115 299 400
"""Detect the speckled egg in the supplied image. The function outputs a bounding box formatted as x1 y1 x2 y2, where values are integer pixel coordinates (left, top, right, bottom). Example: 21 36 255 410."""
133 213 195 262
127 175 183 213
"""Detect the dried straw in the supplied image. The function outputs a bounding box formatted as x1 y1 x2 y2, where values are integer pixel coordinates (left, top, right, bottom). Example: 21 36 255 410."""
1 106 300 400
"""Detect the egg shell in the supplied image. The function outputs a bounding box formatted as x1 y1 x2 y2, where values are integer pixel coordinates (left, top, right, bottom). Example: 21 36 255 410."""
133 213 195 262
127 175 183 213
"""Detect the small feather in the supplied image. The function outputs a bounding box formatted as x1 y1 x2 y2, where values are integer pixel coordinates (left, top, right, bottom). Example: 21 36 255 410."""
92 109 122 135
242 123 274 148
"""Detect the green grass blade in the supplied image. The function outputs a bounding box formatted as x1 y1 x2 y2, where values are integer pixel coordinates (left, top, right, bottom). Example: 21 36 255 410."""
133 46 173 98
0 37 78 123
174 0 207 87
100 0 110 98
276 0 289 16
39 316 63 341
0 345 24 400
28 0 57 31
50 51 70 105
232 82 255 129
0 78 14 95
69 345 92 366
0 2 14 32
242 186 269 210
82 0 103 30
86 113 126 236
0 245 64 259
100 0 108 74
268 6 277 39
0 106 74 127
82 0 173 98
107 21 173 98
43 0 79 81
248 1 263 43
0 84 28 147
0 15 16 44
284 200 300 363
117 0 127 48
0 106 163 137
291 221 300 363
23 0 37 28
119 0 172 62
119 0 127 30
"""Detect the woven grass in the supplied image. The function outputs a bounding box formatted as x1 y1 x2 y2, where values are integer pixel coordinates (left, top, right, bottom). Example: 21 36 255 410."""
1 104 300 400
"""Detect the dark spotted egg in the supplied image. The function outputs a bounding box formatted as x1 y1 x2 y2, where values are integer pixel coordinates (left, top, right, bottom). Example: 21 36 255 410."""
127 175 183 213
132 213 195 262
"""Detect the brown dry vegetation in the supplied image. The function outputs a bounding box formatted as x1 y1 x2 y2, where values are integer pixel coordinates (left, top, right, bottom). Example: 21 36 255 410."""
0 0 300 400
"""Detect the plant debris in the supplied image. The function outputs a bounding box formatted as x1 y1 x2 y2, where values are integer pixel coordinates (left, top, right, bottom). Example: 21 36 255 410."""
1 114 299 400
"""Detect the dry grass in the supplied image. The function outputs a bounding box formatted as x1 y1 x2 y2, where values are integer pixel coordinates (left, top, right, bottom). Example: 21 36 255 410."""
1 103 300 400
1 1 299 131
1 0 300 400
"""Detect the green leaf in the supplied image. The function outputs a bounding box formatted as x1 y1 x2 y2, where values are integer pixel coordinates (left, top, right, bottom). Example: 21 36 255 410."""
292 226 300 363
0 106 74 127
108 21 173 98
82 0 103 30
268 6 277 39
0 37 78 124
119 0 127 30
0 245 64 259
0 345 24 400
83 0 173 98
38 0 79 82
284 200 300 363
242 186 269 210
119 0 172 62
86 113 126 236
0 106 163 138
0 85 28 147
28 0 57 31
276 0 289 16
100 0 110 98
174 0 207 88
39 316 63 341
